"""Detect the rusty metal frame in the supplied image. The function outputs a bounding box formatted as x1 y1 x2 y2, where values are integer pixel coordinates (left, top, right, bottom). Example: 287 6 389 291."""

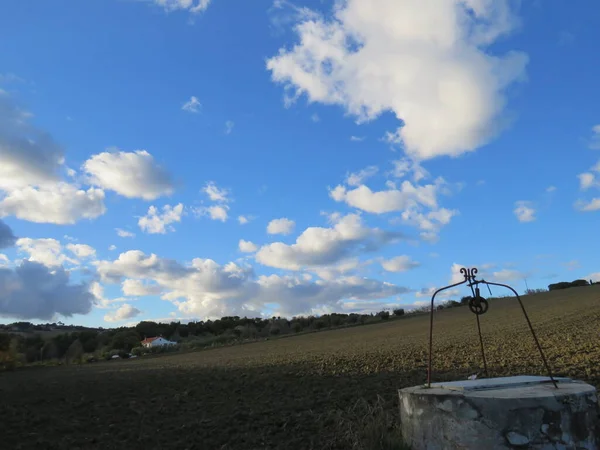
427 267 558 388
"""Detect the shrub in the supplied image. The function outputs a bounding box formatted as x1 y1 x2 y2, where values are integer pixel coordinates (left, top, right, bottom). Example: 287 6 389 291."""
393 309 405 317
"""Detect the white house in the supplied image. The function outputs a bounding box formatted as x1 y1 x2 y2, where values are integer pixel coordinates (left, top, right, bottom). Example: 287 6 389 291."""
141 336 177 348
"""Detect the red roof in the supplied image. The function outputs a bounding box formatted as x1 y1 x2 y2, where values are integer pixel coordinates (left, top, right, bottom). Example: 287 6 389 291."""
141 337 159 344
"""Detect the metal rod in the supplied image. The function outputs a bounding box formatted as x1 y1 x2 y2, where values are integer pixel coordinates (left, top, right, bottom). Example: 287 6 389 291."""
428 276 468 387
475 313 489 378
484 281 558 389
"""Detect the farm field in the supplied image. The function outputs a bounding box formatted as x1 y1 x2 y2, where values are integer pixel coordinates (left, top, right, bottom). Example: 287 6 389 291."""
1 286 599 450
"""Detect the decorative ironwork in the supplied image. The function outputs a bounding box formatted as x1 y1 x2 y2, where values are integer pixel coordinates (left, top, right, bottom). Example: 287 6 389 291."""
427 266 557 389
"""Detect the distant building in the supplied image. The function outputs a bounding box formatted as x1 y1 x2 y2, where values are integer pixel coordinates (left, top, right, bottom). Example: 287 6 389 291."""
141 336 177 348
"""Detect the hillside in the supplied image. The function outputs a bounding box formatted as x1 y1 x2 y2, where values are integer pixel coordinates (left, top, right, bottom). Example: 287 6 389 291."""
1 285 599 449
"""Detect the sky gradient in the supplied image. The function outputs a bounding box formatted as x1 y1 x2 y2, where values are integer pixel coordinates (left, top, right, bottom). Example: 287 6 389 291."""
0 0 599 327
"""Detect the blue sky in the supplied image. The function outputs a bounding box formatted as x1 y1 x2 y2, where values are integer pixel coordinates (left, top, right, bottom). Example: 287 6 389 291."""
0 0 599 327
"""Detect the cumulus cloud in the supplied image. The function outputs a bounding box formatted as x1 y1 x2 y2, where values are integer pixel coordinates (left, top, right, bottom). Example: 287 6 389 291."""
195 205 229 222
83 150 174 200
575 198 600 212
345 166 378 186
122 279 164 297
138 203 184 234
182 96 201 113
17 238 77 267
0 261 94 320
116 228 135 238
267 0 527 160
492 269 526 282
267 217 295 235
0 92 64 190
238 215 254 225
153 0 211 14
0 219 17 249
575 161 600 211
514 201 536 222
381 255 420 272
330 179 443 214
66 243 96 259
202 181 230 203
0 183 106 225
239 239 258 253
104 303 142 323
96 250 409 319
225 120 234 135
109 245 117 251
89 282 128 308
257 214 402 271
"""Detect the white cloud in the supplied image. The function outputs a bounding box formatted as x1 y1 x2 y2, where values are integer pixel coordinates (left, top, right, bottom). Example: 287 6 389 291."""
239 239 258 253
589 124 600 150
415 287 460 300
83 150 174 200
492 269 526 282
225 120 234 135
96 250 409 319
399 207 458 242
122 278 163 297
578 173 597 190
588 272 600 283
138 203 184 234
116 228 136 238
330 179 442 214
391 158 429 182
202 181 230 202
0 92 64 190
310 113 320 122
182 96 201 113
267 217 295 235
257 214 402 271
109 245 117 251
238 215 254 225
66 243 96 259
546 186 557 193
17 238 77 267
267 0 527 160
104 303 142 323
575 160 600 211
575 198 600 212
89 282 128 309
514 201 536 222
196 205 229 222
381 255 420 272
0 260 95 320
154 0 211 14
0 183 106 225
345 166 378 186
350 136 365 142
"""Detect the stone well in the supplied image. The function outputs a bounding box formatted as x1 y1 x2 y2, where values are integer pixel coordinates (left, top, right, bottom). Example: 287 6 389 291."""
399 376 600 449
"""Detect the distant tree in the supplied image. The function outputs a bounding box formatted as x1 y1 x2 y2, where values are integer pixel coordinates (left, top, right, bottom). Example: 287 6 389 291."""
377 311 390 320
41 340 58 361
314 320 326 330
460 296 472 305
291 322 303 333
66 339 83 364
393 308 405 317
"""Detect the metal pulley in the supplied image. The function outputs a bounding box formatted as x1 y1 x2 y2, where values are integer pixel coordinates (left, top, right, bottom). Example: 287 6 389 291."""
468 287 489 315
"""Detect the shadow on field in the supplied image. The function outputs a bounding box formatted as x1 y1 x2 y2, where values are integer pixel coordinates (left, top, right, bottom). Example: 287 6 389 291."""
0 361 420 450
2 355 598 450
